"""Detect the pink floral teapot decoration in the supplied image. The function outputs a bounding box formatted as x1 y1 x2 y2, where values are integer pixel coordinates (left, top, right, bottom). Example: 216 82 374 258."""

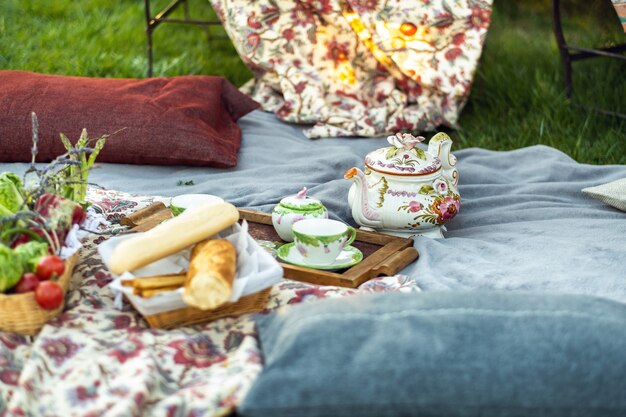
344 132 460 238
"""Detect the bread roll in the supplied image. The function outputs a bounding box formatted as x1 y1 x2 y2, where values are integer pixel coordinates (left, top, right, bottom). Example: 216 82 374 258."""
183 239 236 310
121 274 185 289
108 202 239 274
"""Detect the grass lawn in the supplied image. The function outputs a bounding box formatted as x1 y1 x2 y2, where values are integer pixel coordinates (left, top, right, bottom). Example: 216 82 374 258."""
1 0 624 164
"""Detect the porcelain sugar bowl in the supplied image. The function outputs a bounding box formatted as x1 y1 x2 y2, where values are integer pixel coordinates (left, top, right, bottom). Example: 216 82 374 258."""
272 187 328 242
344 132 460 239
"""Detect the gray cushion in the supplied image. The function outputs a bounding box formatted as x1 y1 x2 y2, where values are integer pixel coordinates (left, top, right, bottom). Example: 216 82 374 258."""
583 178 626 212
240 291 626 417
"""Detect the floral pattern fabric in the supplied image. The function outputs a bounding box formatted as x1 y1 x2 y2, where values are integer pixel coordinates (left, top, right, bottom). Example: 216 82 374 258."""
0 188 419 417
209 0 493 138
613 1 626 32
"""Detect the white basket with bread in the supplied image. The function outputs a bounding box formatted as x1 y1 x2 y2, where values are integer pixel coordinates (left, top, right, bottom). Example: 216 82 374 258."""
98 201 282 318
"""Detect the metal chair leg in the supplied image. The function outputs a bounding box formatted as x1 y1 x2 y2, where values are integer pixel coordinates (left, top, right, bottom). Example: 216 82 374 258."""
552 0 625 117
183 0 190 20
143 0 228 78
552 0 573 98
144 0 154 77
146 28 154 78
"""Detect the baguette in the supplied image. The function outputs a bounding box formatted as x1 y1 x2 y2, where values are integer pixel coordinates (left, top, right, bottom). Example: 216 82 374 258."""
183 239 236 310
108 202 239 274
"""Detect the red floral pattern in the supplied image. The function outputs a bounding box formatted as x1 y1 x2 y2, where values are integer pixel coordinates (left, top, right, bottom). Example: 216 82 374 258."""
169 336 227 368
0 187 419 416
351 0 379 13
210 0 493 138
0 369 19 386
325 39 350 67
109 335 144 364
468 5 491 30
41 337 80 366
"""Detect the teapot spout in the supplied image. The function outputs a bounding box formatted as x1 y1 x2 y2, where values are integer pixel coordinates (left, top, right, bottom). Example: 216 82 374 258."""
428 133 458 186
344 167 381 227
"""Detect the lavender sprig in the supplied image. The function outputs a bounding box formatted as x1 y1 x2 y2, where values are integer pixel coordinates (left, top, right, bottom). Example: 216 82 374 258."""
23 114 123 204
30 112 39 167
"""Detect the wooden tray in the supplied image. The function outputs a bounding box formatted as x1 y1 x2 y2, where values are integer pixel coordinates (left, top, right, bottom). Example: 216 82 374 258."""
122 203 419 289
238 209 418 288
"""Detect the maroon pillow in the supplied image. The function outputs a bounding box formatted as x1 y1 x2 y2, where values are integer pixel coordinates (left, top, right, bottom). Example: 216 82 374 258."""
0 71 259 167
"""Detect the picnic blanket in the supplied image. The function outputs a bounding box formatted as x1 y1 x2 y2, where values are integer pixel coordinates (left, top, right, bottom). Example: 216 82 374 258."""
2 110 626 416
0 188 418 416
75 110 626 304
209 0 493 137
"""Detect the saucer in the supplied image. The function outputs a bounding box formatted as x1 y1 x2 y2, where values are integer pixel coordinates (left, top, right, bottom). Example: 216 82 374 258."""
276 243 363 270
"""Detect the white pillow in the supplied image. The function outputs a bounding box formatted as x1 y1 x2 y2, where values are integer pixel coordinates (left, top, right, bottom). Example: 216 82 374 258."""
582 178 626 212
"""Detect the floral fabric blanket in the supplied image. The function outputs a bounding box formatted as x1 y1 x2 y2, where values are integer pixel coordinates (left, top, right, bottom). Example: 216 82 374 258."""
209 0 493 138
613 0 626 32
0 188 419 417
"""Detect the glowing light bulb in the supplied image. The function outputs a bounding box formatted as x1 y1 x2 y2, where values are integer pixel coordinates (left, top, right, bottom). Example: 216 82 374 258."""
400 22 417 36
391 37 406 50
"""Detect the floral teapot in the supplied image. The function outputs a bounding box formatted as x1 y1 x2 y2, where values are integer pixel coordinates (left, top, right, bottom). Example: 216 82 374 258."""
344 132 460 238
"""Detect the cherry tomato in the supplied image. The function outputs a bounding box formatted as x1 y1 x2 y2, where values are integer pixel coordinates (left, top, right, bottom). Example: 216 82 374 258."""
36 256 65 280
14 273 40 293
34 281 64 310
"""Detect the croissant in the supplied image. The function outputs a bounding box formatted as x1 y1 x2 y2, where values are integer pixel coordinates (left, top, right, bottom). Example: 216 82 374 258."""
183 239 237 310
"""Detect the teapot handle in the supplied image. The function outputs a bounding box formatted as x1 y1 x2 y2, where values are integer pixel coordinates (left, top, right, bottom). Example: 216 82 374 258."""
428 133 458 186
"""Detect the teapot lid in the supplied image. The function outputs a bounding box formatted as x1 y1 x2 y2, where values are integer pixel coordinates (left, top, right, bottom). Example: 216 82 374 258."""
365 133 441 176
279 187 325 211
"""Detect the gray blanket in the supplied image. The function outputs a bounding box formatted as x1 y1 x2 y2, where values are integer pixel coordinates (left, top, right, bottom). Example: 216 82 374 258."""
4 110 626 302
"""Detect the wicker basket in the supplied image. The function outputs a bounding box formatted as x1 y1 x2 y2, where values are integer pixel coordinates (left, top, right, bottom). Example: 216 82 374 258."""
135 287 272 330
0 253 79 336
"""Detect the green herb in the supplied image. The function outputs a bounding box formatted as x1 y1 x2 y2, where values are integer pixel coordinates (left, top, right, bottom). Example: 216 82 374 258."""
58 128 107 203
23 112 123 205
0 113 119 259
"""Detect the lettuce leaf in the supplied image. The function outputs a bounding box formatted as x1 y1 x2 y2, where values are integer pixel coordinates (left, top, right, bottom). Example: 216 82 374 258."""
14 241 49 272
0 203 12 218
0 244 24 292
0 172 24 216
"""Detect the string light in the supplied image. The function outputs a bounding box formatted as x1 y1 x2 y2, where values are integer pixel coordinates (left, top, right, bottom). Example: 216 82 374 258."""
342 10 403 79
342 7 432 82
336 60 356 85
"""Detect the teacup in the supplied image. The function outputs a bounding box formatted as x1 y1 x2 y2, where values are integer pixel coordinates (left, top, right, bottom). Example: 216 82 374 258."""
291 219 356 265
170 194 223 216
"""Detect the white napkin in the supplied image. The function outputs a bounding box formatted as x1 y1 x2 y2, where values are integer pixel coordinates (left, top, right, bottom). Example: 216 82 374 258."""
60 209 109 259
101 221 283 316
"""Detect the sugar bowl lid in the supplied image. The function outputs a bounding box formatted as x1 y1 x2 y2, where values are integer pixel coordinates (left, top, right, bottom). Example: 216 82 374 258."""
278 187 325 211
365 133 442 176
